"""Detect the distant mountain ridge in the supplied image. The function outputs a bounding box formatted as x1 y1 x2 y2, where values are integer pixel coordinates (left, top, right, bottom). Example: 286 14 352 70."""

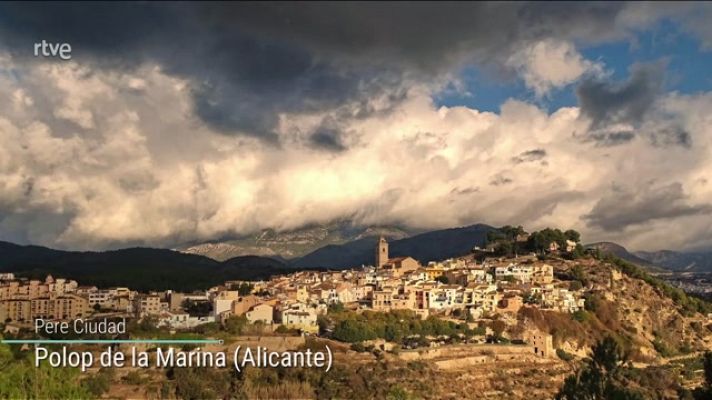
290 224 495 269
0 223 495 291
634 249 712 272
178 221 415 261
0 241 292 292
584 241 665 272
13 223 709 292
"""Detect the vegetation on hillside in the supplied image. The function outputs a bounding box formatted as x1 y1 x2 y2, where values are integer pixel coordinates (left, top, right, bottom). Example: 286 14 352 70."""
485 226 584 258
596 252 712 315
557 336 645 399
686 352 712 399
161 345 435 399
0 340 91 398
558 335 712 400
320 309 485 346
0 242 303 291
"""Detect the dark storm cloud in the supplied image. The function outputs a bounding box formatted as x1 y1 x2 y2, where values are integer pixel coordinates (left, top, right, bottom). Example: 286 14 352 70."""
587 131 636 147
489 175 513 186
0 206 78 246
0 2 401 147
0 2 664 145
22 177 34 197
577 62 665 131
512 148 547 163
576 61 695 148
650 124 692 148
583 183 712 231
216 2 630 71
310 126 347 152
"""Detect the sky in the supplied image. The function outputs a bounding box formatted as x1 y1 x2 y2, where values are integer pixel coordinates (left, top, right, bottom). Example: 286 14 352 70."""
1 2 712 252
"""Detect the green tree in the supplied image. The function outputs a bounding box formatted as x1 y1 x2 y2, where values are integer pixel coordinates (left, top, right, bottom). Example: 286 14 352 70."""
564 229 581 243
232 282 254 295
82 368 114 397
487 225 528 256
386 385 413 400
490 320 506 340
171 367 231 399
224 315 248 334
328 301 345 313
494 241 514 257
182 299 213 317
689 351 712 399
333 319 377 342
556 336 644 400
0 342 91 399
571 265 589 286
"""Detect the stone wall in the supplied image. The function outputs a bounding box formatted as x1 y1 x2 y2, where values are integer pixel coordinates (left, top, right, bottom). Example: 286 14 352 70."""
397 343 534 361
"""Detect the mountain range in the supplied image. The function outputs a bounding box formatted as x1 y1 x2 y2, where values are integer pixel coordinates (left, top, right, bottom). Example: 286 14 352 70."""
585 241 712 273
0 241 292 292
584 242 662 270
178 222 494 269
290 224 493 269
178 221 415 261
0 223 495 291
3 221 711 292
634 249 712 272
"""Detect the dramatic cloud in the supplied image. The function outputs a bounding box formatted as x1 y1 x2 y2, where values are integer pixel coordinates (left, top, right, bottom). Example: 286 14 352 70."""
506 39 603 97
0 2 692 145
1 3 712 252
578 62 664 128
512 149 547 164
576 61 697 148
584 183 712 231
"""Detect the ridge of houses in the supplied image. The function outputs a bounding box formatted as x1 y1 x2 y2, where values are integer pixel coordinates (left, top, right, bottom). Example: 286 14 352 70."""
1 237 587 335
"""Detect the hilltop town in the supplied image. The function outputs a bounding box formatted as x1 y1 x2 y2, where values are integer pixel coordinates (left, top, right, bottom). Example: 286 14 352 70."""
2 226 712 398
2 229 586 344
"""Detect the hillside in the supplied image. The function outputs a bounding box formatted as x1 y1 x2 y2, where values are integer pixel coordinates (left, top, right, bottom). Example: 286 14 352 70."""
0 241 294 292
290 224 494 268
522 256 712 363
584 241 665 272
635 249 712 272
179 221 414 261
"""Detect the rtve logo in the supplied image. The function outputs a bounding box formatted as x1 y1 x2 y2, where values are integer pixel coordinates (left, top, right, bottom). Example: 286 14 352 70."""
33 40 72 60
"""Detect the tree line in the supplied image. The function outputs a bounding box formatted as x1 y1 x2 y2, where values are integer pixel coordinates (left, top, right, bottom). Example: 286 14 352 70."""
484 225 584 258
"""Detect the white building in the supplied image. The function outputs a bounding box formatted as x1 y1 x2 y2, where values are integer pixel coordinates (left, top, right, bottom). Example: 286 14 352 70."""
157 312 212 330
495 264 533 283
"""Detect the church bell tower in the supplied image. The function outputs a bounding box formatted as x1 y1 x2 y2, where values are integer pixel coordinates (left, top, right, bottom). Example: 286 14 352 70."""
376 236 388 269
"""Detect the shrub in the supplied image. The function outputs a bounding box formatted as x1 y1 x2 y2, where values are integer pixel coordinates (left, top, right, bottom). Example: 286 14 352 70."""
81 368 113 397
572 310 589 322
326 309 474 344
223 315 247 334
123 371 147 385
556 348 575 362
350 342 366 352
653 339 676 358
275 324 290 334
386 385 413 400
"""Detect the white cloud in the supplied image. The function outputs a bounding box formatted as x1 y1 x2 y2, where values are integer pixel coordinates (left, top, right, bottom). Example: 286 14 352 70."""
0 55 711 252
506 39 604 97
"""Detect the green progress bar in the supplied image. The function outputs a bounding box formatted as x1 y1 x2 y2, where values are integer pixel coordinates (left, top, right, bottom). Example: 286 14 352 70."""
1 339 222 344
